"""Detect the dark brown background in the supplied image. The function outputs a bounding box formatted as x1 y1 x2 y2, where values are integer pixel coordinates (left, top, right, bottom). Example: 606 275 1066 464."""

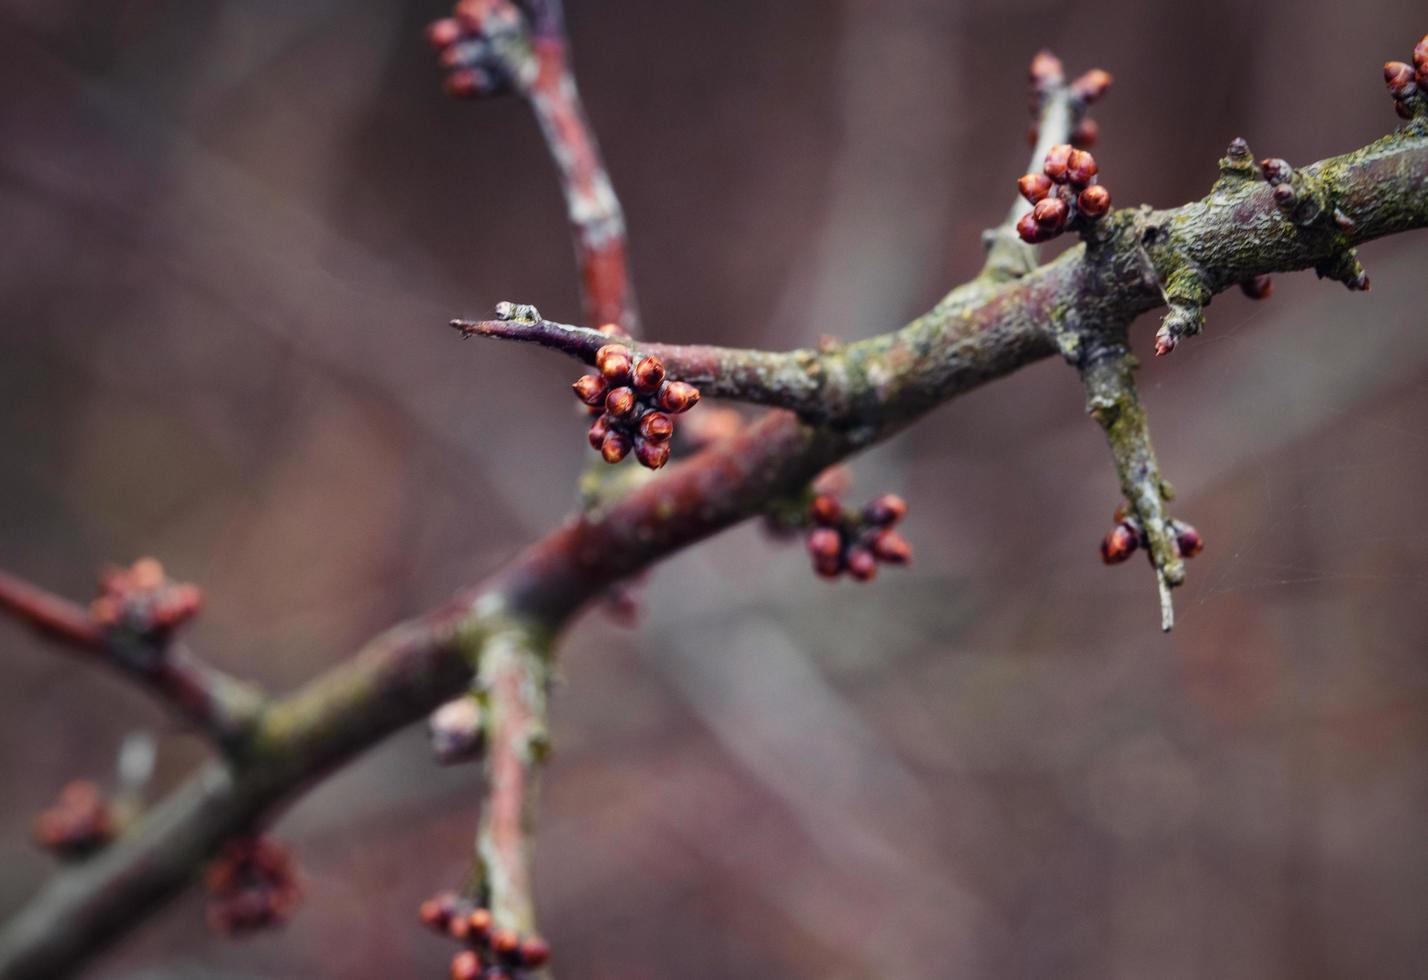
2 1 1426 977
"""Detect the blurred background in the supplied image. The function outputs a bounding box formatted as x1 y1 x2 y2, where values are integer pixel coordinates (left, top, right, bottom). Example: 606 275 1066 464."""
2 0 1426 977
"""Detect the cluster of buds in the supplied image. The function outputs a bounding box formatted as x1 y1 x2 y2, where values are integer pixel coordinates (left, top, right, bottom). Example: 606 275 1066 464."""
32 781 115 858
1100 503 1204 566
204 836 302 936
1026 51 1111 149
419 892 551 979
805 492 912 582
89 558 202 639
1383 34 1428 120
1255 156 1368 291
429 695 485 765
575 342 700 470
1016 144 1112 243
426 0 535 100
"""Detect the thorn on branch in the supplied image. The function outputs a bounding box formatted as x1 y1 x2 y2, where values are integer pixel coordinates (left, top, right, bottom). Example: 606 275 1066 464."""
204 836 302 937
1151 265 1211 357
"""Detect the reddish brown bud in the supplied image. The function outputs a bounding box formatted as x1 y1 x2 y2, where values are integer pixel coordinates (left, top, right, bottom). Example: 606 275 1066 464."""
419 894 456 931
1071 68 1113 104
1070 117 1100 149
1077 184 1111 218
1033 196 1069 232
1029 49 1064 87
1018 173 1053 204
1100 524 1138 564
1153 327 1176 357
572 374 607 406
519 936 552 968
600 430 631 463
807 527 842 560
1016 211 1051 244
429 697 484 764
1173 521 1204 559
1415 34 1428 69
595 343 633 381
869 530 912 565
1043 143 1073 183
492 928 521 959
846 548 877 582
443 69 484 100
467 906 493 941
865 494 908 526
605 386 637 418
1395 98 1414 120
810 494 843 527
656 380 700 413
1240 274 1273 300
426 18 465 50
812 552 843 578
588 414 611 451
1271 183 1298 209
639 412 674 442
635 439 671 470
451 951 483 980
1064 148 1098 187
1259 158 1293 185
632 355 666 394
1384 61 1418 99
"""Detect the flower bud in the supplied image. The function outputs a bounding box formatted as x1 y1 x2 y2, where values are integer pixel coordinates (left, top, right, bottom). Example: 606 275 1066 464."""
1033 196 1068 232
632 355 666 394
1077 184 1111 218
451 951 483 980
1240 274 1272 300
605 386 637 418
595 343 633 381
426 18 465 50
1016 211 1051 244
443 69 486 100
810 494 843 526
1100 524 1138 564
587 414 611 450
572 374 607 406
467 906 493 941
1271 183 1298 209
1029 49 1064 88
807 527 842 559
812 552 843 578
1018 173 1053 204
1071 68 1113 104
492 928 521 959
846 548 877 582
1258 158 1293 185
519 936 552 968
1043 143 1073 183
865 494 908 526
418 895 455 932
869 530 912 564
1172 521 1204 559
1415 34 1428 69
1070 117 1099 149
1384 61 1417 99
656 380 700 413
600 430 631 463
635 439 671 470
429 697 484 764
1064 149 1098 187
639 412 674 442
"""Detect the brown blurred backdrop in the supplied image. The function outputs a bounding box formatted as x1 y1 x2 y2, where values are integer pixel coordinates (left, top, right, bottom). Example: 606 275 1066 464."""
2 1 1426 977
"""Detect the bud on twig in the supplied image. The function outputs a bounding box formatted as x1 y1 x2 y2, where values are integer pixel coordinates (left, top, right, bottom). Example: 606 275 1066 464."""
429 696 484 764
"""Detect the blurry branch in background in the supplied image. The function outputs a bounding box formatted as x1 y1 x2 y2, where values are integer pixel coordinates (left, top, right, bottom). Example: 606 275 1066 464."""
1 11 1427 980
0 563 266 750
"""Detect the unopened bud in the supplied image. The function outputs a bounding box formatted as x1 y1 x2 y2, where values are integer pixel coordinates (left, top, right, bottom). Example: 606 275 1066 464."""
1384 61 1418 99
639 412 674 442
1016 211 1050 244
1172 520 1204 559
869 530 912 564
864 494 908 526
1033 196 1068 232
600 430 631 463
519 936 552 968
807 527 842 559
1070 117 1099 149
605 386 637 418
1018 173 1053 204
572 374 607 406
429 697 484 764
451 951 483 980
1100 524 1138 564
1029 49 1064 88
1064 148 1098 187
1259 158 1293 185
588 414 611 451
426 18 465 50
656 380 700 413
444 69 486 100
635 439 671 470
595 343 633 382
1077 184 1111 218
632 356 666 394
810 494 843 526
846 548 877 582
1071 68 1113 104
1043 143 1073 183
491 928 521 959
1240 274 1272 300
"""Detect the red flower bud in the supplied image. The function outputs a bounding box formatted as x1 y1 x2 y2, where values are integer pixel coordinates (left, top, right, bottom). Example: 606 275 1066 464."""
846 548 877 582
1016 211 1051 244
1033 196 1068 231
1018 173 1053 204
519 936 552 968
1240 274 1272 299
812 552 843 578
588 414 611 450
572 374 607 406
865 494 908 526
595 343 633 382
656 380 700 413
639 412 674 442
1043 143 1073 183
1071 68 1113 104
600 431 631 463
451 951 483 980
1029 49 1064 87
491 928 521 959
807 527 842 559
1070 117 1099 149
810 494 843 526
1077 184 1111 218
419 895 456 931
467 906 493 941
1384 61 1418 99
443 69 485 100
632 355 666 394
1064 148 1098 187
1259 158 1292 185
635 439 671 470
605 386 637 418
426 18 465 50
1271 184 1297 209
869 530 912 564
1415 34 1428 69
1100 524 1138 564
1173 521 1204 559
